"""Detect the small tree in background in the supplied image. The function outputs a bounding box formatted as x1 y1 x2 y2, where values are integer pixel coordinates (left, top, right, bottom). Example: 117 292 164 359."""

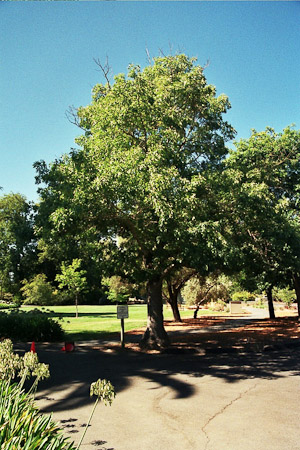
56 259 87 318
182 273 231 318
162 268 197 322
273 287 296 308
102 276 132 304
21 274 55 305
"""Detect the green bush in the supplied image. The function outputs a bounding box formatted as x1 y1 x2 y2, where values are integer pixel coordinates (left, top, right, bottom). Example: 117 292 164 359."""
254 298 266 309
231 291 256 302
273 288 295 308
209 300 229 312
0 309 64 341
21 274 56 305
1 292 14 302
0 302 18 310
102 276 132 304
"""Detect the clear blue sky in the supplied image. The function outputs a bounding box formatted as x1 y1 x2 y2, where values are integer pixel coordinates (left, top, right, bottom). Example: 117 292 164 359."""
1 1 299 202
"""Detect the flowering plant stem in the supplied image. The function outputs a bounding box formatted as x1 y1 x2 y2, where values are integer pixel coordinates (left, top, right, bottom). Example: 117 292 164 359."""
76 397 99 450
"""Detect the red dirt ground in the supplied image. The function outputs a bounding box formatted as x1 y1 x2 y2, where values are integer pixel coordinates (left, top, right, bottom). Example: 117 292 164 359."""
122 311 300 353
166 316 299 349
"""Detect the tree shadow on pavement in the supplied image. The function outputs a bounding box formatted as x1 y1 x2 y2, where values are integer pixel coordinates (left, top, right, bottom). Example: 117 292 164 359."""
33 344 300 414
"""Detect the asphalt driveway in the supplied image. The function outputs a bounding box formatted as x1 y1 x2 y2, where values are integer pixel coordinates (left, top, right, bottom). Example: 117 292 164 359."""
31 340 300 450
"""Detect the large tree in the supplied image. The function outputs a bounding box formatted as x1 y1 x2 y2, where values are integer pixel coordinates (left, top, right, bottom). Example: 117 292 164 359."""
225 127 300 317
35 54 235 348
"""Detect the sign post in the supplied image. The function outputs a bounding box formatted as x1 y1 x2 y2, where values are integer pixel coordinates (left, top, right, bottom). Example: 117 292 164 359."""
117 305 129 348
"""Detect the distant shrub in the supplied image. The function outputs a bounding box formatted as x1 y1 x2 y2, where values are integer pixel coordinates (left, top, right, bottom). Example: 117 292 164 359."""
209 300 229 312
231 291 256 302
0 302 18 310
21 274 57 306
273 288 295 308
0 309 64 342
52 288 74 305
1 292 14 302
102 276 132 304
254 298 266 309
20 274 57 306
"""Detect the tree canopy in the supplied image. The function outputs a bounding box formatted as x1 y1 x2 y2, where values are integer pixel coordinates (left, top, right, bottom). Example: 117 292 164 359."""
35 54 235 348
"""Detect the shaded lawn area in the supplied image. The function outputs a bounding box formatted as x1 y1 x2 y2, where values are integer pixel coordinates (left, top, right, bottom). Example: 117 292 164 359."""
20 305 220 341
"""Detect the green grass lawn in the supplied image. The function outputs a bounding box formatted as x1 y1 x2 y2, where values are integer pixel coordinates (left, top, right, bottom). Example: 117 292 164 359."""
20 304 215 341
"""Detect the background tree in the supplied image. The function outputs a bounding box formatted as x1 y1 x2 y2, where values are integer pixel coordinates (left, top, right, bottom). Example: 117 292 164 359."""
162 268 197 322
0 193 37 299
35 54 235 348
102 275 135 304
20 274 56 306
182 273 231 318
34 172 105 305
224 127 300 317
55 259 87 318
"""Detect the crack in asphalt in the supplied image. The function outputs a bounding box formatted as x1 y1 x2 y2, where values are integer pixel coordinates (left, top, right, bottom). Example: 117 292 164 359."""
152 386 196 449
202 382 259 450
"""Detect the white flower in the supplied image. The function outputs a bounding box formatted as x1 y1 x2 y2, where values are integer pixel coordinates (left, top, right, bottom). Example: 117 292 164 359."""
90 379 115 406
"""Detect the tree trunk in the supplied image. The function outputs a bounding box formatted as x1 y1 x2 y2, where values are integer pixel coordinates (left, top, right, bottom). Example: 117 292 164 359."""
193 305 200 319
266 285 275 319
75 294 78 318
292 274 300 318
167 281 182 322
169 296 182 322
140 278 170 350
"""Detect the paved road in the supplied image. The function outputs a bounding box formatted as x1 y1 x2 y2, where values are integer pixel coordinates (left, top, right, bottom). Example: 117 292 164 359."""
32 338 300 450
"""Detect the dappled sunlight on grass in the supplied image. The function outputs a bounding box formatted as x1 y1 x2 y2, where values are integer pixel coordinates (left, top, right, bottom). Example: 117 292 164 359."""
20 304 195 340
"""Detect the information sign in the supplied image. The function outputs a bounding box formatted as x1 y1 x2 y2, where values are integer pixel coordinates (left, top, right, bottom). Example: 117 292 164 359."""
117 305 129 319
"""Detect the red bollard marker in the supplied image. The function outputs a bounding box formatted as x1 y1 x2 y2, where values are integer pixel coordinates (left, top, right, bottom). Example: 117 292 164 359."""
61 342 75 352
30 342 36 353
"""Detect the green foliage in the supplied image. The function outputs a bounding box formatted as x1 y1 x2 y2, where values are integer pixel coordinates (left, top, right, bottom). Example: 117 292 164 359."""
56 259 87 294
0 340 115 450
182 274 231 306
0 193 37 296
225 127 300 293
21 274 56 305
0 339 50 385
209 300 229 312
102 275 132 304
231 291 256 302
1 292 14 302
0 339 74 450
0 310 64 341
0 302 18 310
273 287 295 307
0 382 76 450
35 53 235 346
